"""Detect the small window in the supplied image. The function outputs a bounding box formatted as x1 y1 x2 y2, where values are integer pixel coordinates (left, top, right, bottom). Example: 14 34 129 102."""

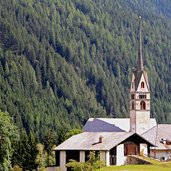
141 82 145 88
140 101 146 110
131 94 135 99
139 94 146 99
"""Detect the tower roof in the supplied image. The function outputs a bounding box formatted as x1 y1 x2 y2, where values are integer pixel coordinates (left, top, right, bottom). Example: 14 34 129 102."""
132 16 150 91
136 16 144 73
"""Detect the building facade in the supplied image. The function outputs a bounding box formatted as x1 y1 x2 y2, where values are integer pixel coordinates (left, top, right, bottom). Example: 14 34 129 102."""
54 132 153 171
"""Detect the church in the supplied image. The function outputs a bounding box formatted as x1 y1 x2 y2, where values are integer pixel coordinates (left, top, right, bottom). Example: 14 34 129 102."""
53 18 171 171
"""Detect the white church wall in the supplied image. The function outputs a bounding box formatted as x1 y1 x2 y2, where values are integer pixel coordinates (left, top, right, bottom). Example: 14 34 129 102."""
135 97 150 111
116 144 126 165
136 111 150 134
106 151 110 166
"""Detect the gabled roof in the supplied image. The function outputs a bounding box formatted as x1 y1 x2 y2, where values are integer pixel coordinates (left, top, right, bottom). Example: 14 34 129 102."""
142 124 171 150
54 132 155 151
132 16 150 91
83 118 129 132
83 118 157 132
134 70 150 91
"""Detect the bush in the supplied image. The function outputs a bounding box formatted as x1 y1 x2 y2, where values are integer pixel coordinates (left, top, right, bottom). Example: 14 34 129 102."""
11 165 22 171
66 151 105 171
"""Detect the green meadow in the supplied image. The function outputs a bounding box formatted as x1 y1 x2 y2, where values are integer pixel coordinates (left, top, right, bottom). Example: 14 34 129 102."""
97 165 171 171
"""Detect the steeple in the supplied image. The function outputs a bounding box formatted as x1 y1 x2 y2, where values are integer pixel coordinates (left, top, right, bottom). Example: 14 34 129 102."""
129 16 151 134
136 16 144 72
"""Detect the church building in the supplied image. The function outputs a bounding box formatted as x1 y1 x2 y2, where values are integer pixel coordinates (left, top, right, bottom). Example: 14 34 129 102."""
53 18 171 171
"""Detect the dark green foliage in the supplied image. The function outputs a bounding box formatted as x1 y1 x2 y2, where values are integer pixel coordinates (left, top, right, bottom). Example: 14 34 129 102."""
42 129 56 165
0 111 18 171
64 129 82 140
36 143 55 168
11 165 22 171
12 132 38 170
0 0 170 145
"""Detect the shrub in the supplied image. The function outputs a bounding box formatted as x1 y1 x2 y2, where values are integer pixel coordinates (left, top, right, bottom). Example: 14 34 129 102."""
11 165 22 171
66 151 105 171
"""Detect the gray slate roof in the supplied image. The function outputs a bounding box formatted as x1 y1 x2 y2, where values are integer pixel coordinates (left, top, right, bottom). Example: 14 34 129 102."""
54 132 155 151
54 132 133 151
142 124 171 150
83 118 157 132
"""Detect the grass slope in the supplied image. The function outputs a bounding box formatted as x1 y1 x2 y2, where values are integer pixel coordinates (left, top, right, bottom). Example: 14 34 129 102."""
98 156 171 171
98 165 171 171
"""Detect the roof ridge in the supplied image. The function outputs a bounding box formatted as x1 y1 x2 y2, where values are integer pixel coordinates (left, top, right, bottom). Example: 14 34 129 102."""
141 125 157 135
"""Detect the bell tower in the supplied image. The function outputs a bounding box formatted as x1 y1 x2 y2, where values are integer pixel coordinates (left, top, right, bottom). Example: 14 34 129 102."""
130 16 150 134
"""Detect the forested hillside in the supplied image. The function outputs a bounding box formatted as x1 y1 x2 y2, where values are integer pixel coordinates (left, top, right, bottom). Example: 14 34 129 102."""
0 0 171 141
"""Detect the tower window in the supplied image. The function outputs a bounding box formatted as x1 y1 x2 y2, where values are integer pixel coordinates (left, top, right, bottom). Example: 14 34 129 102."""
131 94 135 99
141 82 145 88
132 101 135 110
139 94 146 99
140 101 146 110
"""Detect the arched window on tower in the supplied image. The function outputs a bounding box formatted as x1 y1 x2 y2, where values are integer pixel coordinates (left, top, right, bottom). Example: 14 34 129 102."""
132 101 135 110
141 81 145 88
140 101 146 110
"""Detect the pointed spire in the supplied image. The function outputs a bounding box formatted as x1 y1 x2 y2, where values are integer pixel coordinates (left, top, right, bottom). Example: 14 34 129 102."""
136 16 144 72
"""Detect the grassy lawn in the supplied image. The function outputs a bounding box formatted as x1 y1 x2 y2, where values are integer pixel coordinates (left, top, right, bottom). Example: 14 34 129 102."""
97 156 171 171
97 165 171 171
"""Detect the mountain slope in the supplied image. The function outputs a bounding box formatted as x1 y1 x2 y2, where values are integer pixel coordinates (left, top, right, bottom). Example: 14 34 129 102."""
0 0 171 140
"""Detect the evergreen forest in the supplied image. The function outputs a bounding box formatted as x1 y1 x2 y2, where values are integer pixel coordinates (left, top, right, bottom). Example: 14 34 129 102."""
0 0 171 165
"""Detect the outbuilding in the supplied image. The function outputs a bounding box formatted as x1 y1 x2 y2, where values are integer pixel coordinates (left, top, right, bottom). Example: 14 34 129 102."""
54 132 154 171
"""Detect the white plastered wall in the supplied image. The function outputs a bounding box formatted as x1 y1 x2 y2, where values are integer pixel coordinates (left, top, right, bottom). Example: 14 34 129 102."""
116 144 126 165
136 74 149 92
106 151 110 166
80 151 85 162
60 151 66 171
100 151 110 166
136 111 150 134
150 150 171 160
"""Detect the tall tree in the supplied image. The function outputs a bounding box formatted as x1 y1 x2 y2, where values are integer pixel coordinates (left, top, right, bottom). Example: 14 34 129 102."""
0 110 18 171
12 131 38 170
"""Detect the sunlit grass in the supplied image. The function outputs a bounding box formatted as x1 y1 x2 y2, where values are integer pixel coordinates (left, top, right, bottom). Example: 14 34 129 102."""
97 165 171 171
97 156 171 171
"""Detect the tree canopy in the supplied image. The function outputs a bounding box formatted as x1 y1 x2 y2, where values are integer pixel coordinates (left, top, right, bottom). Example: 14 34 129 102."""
0 111 18 171
0 0 170 142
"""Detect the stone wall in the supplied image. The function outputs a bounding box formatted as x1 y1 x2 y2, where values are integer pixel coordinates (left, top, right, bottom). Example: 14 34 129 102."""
127 156 151 164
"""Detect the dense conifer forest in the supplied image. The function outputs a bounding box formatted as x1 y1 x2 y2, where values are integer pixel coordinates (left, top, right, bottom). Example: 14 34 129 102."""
0 0 171 142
